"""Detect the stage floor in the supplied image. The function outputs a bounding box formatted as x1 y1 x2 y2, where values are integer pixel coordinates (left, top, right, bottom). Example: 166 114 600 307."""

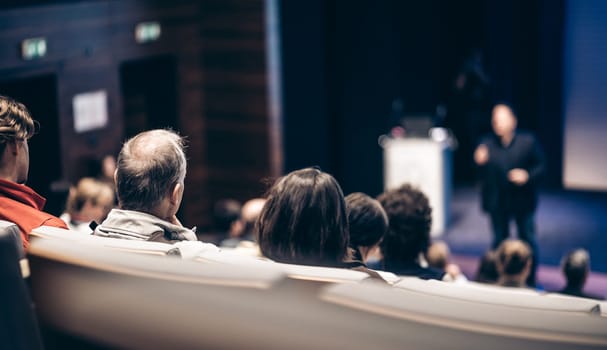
443 186 607 296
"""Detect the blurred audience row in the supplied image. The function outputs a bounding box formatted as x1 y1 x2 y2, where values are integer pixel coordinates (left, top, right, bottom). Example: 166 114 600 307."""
0 94 602 301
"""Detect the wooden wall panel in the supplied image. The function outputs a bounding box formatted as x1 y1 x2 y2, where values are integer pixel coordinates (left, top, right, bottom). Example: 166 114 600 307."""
200 0 275 222
0 0 277 230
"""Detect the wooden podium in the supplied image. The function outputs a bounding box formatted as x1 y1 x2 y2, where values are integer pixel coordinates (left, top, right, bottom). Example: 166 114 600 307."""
382 138 452 237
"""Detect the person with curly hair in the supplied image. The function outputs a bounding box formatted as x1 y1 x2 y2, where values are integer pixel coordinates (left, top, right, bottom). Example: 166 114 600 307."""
0 95 67 248
377 184 445 280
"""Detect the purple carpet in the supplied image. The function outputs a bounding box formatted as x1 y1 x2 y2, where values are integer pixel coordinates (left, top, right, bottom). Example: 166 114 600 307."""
443 186 607 298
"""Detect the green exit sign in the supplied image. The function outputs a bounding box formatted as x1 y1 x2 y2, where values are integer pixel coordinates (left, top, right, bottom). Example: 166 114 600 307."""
135 22 161 44
21 37 47 60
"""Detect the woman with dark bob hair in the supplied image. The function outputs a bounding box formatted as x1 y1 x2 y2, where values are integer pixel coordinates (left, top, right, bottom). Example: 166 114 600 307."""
256 167 349 267
345 192 388 265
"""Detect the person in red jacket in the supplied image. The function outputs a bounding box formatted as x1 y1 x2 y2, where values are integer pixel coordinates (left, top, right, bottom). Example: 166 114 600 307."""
0 95 67 248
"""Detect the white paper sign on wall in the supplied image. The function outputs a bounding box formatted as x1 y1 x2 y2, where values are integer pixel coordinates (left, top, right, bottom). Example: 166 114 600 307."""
73 90 108 133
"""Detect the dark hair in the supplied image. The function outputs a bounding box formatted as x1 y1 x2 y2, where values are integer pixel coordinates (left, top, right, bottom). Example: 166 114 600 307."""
377 184 432 264
497 240 531 276
476 250 499 284
257 167 349 267
213 199 241 232
562 248 590 288
345 192 387 248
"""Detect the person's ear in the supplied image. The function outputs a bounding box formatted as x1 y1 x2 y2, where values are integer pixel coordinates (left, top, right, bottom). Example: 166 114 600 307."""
7 140 18 156
113 169 118 186
170 182 183 205
522 258 532 277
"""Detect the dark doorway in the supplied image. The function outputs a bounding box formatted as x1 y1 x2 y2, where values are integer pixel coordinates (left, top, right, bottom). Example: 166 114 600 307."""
0 74 63 215
119 56 183 216
120 56 179 138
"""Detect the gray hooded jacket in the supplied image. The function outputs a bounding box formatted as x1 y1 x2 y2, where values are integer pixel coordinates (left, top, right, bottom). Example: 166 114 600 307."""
94 209 197 243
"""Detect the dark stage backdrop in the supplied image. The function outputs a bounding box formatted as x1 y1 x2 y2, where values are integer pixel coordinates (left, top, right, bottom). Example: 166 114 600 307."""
280 0 565 195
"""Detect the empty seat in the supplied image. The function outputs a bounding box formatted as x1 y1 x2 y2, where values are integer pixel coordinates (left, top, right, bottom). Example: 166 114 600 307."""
0 220 43 350
394 278 601 314
28 235 607 350
321 281 607 349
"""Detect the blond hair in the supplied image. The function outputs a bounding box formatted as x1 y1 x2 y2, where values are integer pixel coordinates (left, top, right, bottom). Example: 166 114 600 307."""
0 96 36 154
65 177 114 215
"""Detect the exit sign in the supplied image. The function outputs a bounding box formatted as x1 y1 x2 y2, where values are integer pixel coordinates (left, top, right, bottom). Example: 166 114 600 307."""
135 22 161 44
21 37 47 60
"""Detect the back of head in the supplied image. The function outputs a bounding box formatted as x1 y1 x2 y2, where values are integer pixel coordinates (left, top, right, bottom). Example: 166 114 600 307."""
257 167 348 267
496 239 532 279
0 96 35 162
115 129 186 212
562 248 590 288
213 199 242 232
345 192 387 248
377 184 432 264
65 177 114 217
240 198 266 236
476 249 499 284
426 241 450 270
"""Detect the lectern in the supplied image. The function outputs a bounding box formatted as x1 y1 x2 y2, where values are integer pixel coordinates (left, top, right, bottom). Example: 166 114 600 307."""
381 137 452 237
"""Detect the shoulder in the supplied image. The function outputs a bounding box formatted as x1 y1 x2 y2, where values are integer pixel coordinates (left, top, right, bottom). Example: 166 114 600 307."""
421 266 446 281
479 133 497 145
516 131 539 143
42 216 69 230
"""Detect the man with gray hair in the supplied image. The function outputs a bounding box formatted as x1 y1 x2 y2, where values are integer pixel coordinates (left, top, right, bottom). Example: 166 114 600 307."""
94 129 196 243
558 249 604 300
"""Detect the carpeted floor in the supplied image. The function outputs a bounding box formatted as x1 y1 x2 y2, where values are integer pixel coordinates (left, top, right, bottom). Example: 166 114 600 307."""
443 186 607 298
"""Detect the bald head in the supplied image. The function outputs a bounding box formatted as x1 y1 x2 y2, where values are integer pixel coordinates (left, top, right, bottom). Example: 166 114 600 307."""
115 129 186 212
241 198 266 223
562 248 590 288
492 104 517 138
240 198 266 238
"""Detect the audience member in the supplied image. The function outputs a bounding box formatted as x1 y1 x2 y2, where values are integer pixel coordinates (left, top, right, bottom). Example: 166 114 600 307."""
94 129 197 243
221 198 265 248
345 192 387 265
257 167 348 267
213 198 242 245
256 167 383 280
475 249 499 284
496 239 532 288
377 184 445 280
426 241 466 281
60 177 114 234
558 249 604 300
0 95 67 248
100 154 117 184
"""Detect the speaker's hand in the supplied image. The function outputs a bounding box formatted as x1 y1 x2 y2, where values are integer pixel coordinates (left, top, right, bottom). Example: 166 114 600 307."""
474 144 489 165
508 168 529 185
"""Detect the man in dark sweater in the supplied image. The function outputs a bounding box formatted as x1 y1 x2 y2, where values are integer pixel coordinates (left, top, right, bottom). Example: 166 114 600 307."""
474 104 545 285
